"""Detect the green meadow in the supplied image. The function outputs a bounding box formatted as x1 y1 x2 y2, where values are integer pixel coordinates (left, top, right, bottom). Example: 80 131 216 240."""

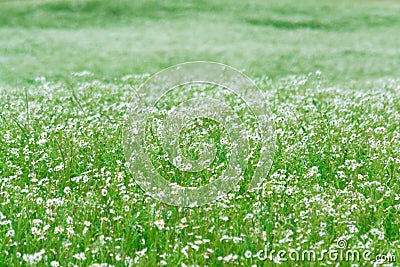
0 0 399 266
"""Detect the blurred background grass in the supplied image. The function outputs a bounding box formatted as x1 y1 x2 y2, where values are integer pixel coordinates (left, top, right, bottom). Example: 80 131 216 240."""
0 0 399 86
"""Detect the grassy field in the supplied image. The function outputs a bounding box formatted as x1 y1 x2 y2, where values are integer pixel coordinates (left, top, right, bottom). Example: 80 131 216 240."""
1 0 400 85
0 0 400 266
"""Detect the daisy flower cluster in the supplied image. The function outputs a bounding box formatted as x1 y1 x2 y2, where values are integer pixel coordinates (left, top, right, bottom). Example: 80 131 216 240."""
0 72 398 266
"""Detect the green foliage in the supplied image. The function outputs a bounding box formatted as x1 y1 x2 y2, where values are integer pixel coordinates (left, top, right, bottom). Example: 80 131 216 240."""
1 0 400 85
